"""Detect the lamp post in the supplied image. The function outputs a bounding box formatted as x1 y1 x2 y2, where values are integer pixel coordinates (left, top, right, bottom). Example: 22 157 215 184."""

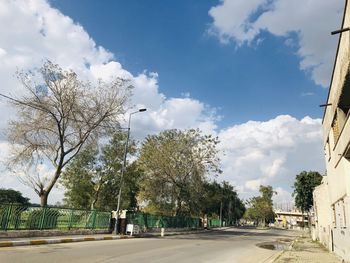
115 108 146 234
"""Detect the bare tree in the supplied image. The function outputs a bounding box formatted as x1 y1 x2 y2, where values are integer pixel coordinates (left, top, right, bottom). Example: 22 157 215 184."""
5 61 131 206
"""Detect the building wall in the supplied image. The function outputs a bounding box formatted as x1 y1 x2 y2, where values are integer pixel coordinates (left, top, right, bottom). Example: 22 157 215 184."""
321 0 350 261
274 210 308 229
313 177 332 250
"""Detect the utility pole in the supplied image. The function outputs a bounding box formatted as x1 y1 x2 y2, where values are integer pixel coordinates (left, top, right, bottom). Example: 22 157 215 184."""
115 108 146 234
220 201 223 227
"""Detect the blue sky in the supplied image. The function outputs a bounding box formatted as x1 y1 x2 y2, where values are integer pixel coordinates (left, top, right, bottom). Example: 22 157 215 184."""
0 0 344 204
50 0 329 127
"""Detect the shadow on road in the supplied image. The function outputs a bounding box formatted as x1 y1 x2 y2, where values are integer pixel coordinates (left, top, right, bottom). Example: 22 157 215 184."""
150 227 299 241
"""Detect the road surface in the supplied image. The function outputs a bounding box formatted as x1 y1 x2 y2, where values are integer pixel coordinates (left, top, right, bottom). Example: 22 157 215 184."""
0 227 299 263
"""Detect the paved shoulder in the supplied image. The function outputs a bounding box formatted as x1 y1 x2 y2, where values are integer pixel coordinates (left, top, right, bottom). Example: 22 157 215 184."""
274 235 341 263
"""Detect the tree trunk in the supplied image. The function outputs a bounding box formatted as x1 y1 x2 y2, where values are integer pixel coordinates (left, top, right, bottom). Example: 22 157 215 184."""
40 165 62 207
175 196 182 216
91 188 100 210
40 192 48 207
300 209 305 228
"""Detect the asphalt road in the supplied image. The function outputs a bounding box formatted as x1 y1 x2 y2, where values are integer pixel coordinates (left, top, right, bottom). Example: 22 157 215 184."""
0 227 299 263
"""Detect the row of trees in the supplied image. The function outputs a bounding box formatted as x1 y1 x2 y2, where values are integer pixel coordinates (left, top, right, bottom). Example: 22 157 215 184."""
4 61 245 219
242 171 323 228
61 129 245 220
0 188 30 205
242 171 323 227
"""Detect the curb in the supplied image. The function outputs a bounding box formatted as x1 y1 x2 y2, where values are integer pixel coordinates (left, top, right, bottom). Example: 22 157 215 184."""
263 238 297 263
136 227 227 238
0 235 126 248
0 227 229 248
137 229 208 238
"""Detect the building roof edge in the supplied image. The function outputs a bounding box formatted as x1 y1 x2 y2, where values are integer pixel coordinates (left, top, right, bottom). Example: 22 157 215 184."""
322 0 349 124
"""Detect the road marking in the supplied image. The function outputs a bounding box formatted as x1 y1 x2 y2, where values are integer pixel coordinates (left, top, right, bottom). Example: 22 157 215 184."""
0 242 13 247
61 238 73 243
30 240 47 245
84 237 96 241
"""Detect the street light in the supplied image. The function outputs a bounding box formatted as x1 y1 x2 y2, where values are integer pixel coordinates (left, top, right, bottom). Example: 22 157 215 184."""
115 108 147 234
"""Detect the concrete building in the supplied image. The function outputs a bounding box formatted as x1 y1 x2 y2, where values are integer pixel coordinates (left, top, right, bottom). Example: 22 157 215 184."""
274 209 308 229
312 176 332 251
315 0 350 260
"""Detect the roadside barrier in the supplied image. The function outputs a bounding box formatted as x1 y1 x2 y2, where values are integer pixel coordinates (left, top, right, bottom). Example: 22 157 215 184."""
0 203 221 232
0 204 110 231
126 212 221 230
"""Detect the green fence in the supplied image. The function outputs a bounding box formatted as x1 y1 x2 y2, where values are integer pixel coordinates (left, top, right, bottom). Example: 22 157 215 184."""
126 212 201 229
208 218 221 227
0 204 111 231
0 203 222 231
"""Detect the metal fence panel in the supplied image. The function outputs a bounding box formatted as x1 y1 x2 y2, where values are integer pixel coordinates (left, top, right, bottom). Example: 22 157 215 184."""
126 212 202 229
208 218 221 227
0 204 110 231
0 203 214 231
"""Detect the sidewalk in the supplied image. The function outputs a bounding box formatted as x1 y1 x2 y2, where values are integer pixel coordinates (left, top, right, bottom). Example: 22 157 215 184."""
0 233 125 247
274 234 341 263
0 227 219 248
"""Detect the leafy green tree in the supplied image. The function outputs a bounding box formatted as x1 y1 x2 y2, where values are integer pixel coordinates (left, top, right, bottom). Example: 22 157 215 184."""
60 146 97 209
293 171 323 226
0 188 30 205
61 132 140 211
97 161 142 211
244 185 276 226
222 184 246 224
200 181 245 224
138 129 221 216
200 181 222 217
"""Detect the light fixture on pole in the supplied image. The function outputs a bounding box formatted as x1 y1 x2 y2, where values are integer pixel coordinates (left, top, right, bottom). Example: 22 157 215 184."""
115 108 147 234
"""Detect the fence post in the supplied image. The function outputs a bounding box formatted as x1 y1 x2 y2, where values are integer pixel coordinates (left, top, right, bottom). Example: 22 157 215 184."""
3 204 13 231
68 209 74 229
91 210 97 229
39 207 47 230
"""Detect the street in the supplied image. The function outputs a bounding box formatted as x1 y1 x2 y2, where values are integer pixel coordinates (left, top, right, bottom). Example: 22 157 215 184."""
0 227 299 263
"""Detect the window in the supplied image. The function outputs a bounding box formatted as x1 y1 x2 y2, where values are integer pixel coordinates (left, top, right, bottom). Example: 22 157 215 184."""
342 200 347 228
338 203 343 228
332 72 350 146
338 71 350 119
345 145 350 160
325 138 331 161
332 113 340 144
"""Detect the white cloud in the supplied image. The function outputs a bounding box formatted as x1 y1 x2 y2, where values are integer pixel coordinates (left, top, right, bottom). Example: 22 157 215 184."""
209 0 344 87
0 0 113 132
245 179 263 191
90 61 132 81
218 115 325 202
273 187 294 205
301 92 314 97
208 0 268 45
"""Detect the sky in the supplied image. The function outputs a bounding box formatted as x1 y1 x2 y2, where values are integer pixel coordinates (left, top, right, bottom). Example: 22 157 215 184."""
0 0 345 206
